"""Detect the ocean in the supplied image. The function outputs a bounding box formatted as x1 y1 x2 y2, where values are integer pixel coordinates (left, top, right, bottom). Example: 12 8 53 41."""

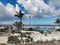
36 28 57 31
23 24 59 31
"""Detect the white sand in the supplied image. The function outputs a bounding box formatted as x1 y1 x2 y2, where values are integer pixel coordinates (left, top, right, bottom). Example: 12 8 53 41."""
0 36 8 43
10 33 20 36
30 31 60 42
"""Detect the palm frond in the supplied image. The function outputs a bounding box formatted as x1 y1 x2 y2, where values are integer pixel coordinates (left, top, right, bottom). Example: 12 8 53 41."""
15 11 24 18
13 21 23 29
55 18 60 24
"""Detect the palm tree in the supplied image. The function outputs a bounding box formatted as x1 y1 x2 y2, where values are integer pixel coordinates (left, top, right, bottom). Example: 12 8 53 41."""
14 11 24 43
55 16 60 31
13 21 22 31
29 15 31 26
15 11 24 30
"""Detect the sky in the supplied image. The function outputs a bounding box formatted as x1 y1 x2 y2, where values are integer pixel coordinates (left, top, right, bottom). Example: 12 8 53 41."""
0 0 60 25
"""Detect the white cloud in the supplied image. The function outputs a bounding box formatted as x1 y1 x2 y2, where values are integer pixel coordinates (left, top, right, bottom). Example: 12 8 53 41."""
16 4 20 12
0 2 20 24
17 0 60 18
17 0 25 4
5 3 16 16
49 0 60 7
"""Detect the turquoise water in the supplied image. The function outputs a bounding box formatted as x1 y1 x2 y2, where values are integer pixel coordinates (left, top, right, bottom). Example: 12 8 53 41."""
36 28 56 31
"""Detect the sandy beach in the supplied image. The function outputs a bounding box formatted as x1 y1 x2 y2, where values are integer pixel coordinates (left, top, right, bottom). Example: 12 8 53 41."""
0 41 60 45
0 36 8 43
1 31 60 45
15 41 60 45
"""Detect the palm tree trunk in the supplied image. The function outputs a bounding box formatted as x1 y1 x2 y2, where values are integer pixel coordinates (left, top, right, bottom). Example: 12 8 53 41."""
20 18 23 43
29 15 31 26
20 18 22 29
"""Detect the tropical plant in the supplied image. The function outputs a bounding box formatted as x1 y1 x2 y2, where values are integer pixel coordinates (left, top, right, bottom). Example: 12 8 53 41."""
14 11 24 43
14 11 24 30
55 16 60 31
15 11 24 29
13 21 22 31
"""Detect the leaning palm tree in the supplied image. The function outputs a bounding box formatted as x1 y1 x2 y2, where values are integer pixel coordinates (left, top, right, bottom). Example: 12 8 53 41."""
55 16 60 31
15 11 24 30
